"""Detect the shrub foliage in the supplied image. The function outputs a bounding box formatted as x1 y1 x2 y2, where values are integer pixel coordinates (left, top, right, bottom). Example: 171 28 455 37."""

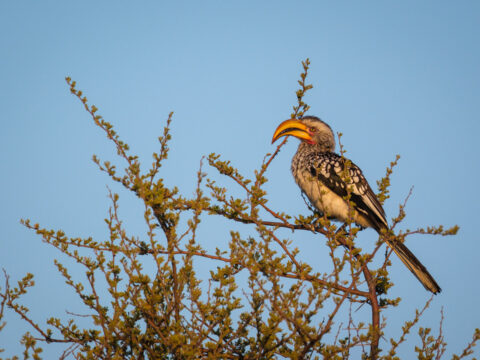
1 60 477 359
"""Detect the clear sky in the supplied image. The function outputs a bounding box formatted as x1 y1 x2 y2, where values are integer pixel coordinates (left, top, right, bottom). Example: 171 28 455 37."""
1 1 479 358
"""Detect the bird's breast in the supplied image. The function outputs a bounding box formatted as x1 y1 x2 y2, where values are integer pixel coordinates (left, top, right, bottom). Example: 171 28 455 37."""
293 167 349 221
291 152 371 228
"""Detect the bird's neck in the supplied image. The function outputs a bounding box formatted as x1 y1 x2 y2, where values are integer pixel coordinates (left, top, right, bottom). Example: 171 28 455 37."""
297 141 333 155
292 142 332 175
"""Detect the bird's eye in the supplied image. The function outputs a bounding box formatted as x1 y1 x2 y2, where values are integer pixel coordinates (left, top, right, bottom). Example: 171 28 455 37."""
309 127 317 133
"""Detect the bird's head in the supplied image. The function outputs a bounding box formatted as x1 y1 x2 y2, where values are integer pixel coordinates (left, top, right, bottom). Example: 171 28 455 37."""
271 116 335 152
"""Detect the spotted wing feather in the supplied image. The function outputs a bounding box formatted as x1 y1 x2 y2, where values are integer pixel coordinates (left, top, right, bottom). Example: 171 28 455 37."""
308 152 388 231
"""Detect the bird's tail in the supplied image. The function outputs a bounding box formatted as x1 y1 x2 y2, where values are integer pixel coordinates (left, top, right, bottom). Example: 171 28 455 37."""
386 239 442 294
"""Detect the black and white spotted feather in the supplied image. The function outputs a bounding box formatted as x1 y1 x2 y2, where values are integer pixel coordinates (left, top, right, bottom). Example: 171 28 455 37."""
291 146 387 231
308 152 387 232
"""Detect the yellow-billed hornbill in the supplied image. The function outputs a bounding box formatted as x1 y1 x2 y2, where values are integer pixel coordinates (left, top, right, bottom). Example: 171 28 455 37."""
272 116 441 294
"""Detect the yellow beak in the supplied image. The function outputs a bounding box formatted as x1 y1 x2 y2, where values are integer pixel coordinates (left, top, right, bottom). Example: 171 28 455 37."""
271 119 313 144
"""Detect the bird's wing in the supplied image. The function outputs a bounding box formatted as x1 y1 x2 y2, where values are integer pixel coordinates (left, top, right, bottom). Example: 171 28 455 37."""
308 152 388 230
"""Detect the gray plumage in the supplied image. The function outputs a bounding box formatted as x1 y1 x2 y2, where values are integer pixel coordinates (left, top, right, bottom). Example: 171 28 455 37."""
286 116 441 294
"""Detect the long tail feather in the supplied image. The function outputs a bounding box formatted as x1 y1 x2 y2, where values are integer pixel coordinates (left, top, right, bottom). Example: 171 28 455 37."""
386 239 441 294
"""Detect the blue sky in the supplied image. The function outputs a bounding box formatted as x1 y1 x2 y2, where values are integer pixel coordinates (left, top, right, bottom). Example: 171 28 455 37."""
1 1 479 357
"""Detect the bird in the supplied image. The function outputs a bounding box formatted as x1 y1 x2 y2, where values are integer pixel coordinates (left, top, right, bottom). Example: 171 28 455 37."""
271 115 441 294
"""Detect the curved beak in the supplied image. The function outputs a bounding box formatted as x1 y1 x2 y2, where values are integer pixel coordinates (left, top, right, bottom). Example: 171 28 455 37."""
271 119 313 144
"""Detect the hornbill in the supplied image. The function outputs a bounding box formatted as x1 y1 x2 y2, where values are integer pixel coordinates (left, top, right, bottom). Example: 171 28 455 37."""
272 116 441 294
